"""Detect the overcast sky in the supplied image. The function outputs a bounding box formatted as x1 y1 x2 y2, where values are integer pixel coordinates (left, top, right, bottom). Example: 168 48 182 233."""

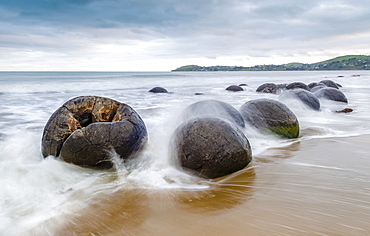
0 0 369 71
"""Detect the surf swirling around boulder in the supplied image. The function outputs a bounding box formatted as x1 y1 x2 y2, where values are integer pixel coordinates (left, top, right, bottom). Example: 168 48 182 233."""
239 98 300 139
182 99 245 128
279 89 321 111
41 96 148 169
171 117 252 179
314 87 348 103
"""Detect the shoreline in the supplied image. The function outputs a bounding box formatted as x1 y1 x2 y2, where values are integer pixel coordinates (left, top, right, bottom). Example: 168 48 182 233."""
45 134 370 235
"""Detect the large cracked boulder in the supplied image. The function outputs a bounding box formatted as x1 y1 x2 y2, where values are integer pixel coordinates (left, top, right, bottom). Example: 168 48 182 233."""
41 96 148 169
182 100 245 128
171 117 252 179
239 99 299 139
279 89 321 111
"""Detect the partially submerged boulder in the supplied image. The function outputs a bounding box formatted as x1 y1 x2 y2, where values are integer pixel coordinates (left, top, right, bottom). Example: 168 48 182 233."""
319 80 339 89
226 85 244 92
310 84 327 93
314 87 348 103
41 96 148 169
171 117 252 179
308 82 320 89
286 82 309 91
183 100 245 128
239 99 299 138
279 89 321 111
256 83 278 94
336 108 353 113
149 87 168 93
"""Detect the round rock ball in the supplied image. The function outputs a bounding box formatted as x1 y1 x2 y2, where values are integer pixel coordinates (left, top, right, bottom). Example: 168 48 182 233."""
286 82 310 91
239 99 299 138
314 87 348 103
256 83 278 94
308 82 319 89
319 80 339 89
149 87 168 93
279 89 321 111
310 84 327 93
226 85 244 92
171 117 252 179
41 96 148 169
183 100 245 128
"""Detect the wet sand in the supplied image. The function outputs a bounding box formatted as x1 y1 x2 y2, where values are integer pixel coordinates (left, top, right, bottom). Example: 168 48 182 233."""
50 135 370 235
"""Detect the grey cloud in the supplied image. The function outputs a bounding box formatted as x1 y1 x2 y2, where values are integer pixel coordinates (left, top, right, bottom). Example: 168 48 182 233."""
0 0 370 70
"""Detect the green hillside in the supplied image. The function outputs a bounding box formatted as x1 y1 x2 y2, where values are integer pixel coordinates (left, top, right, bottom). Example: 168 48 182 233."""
309 55 370 70
172 55 370 71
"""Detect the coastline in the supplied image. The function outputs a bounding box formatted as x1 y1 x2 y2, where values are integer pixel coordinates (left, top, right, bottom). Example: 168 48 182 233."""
47 134 370 235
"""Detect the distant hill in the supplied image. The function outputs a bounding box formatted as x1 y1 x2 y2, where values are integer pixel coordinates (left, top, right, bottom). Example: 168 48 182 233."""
172 55 370 71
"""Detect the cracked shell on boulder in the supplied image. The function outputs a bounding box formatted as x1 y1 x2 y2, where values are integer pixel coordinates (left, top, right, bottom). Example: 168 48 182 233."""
41 96 148 169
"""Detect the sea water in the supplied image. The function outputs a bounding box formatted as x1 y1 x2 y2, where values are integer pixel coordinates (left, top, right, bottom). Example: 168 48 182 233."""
0 71 370 235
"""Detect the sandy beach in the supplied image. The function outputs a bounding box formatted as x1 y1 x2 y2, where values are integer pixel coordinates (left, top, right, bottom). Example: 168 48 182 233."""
47 134 370 235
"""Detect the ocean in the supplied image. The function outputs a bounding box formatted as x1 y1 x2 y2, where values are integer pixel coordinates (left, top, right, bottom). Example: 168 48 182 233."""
1 71 370 235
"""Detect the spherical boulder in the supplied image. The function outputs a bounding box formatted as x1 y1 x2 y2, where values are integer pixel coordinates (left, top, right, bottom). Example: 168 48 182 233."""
41 96 148 169
314 87 348 103
279 89 320 111
171 117 252 179
239 99 299 138
183 100 245 128
310 84 327 93
319 80 339 89
308 82 319 89
256 83 278 94
286 82 309 91
149 87 168 93
226 85 244 92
